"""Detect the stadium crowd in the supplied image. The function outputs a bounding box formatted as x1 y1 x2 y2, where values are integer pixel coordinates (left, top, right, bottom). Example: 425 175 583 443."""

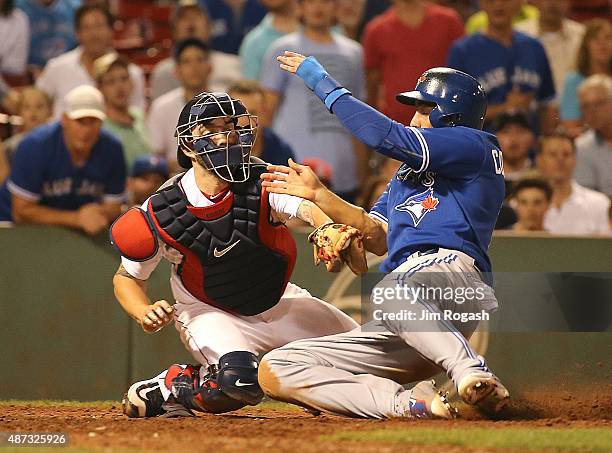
0 0 610 236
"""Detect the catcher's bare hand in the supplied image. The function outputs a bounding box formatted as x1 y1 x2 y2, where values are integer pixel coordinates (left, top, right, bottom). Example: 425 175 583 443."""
309 223 368 275
277 51 307 74
140 300 175 333
261 158 325 202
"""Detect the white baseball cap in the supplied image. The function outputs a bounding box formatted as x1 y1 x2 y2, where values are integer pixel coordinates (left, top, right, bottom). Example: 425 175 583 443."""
63 85 106 121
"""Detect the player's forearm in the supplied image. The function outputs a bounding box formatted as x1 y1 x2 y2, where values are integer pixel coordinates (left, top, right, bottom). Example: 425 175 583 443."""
295 200 332 228
314 187 387 255
113 267 151 323
293 57 424 168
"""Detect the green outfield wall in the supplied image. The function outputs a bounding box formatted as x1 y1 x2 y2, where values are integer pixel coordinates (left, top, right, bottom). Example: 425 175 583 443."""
0 226 610 400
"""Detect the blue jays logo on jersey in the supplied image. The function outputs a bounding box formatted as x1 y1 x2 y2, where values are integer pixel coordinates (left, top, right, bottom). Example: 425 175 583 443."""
395 187 440 227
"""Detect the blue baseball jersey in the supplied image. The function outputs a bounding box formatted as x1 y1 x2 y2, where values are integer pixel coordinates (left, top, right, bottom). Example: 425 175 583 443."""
331 96 505 274
447 32 555 106
199 0 266 55
0 122 126 221
17 0 79 68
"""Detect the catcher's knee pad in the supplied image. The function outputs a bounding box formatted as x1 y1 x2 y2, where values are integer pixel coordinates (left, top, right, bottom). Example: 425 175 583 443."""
216 351 264 406
192 351 263 414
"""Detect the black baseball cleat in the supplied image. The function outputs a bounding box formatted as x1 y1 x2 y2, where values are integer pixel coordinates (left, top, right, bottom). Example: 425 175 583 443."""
122 379 166 418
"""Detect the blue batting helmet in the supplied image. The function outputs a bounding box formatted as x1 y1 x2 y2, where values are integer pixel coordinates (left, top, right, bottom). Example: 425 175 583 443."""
396 67 487 130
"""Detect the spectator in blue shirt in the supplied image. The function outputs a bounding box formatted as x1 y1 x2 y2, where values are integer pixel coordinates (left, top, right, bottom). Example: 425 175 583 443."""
239 0 299 80
200 0 266 54
17 0 79 72
447 0 556 132
0 85 126 235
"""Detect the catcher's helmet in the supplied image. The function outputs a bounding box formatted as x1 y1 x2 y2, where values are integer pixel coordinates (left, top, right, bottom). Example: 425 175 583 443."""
175 92 258 182
396 67 487 130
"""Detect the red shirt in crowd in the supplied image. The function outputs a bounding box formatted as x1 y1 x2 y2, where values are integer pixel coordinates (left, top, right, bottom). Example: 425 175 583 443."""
362 4 464 123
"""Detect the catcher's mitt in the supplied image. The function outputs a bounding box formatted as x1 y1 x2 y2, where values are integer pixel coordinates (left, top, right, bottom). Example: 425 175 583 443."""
308 223 368 274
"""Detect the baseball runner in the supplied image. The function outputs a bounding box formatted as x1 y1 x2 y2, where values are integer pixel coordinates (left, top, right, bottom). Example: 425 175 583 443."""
257 52 511 419
110 92 359 418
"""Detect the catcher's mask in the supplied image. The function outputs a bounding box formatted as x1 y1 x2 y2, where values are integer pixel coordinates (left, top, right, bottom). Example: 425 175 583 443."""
175 92 258 182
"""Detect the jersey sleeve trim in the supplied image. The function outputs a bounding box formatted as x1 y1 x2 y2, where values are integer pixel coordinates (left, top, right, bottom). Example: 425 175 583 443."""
104 192 126 203
407 127 430 172
369 211 388 224
7 180 40 201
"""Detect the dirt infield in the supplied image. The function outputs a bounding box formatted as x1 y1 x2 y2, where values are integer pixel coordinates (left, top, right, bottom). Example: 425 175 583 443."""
2 390 611 453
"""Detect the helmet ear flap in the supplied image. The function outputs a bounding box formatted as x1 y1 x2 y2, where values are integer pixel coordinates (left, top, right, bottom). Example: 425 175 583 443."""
437 112 462 128
428 107 444 128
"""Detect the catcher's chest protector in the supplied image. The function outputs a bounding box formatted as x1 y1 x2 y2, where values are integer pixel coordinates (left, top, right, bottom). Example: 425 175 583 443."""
148 169 296 316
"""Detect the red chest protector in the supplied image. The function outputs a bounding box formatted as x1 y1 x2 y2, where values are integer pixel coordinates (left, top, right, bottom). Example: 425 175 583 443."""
111 166 297 316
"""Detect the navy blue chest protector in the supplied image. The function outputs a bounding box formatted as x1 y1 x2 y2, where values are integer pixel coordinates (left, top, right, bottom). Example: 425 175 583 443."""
148 168 294 316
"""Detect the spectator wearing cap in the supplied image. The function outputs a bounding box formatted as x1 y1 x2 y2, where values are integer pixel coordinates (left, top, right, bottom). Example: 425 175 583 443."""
36 3 145 118
492 110 536 195
536 131 610 235
150 0 240 101
16 0 79 72
447 0 556 131
227 80 294 165
0 85 126 235
515 0 585 99
199 0 266 55
127 155 169 207
239 0 299 81
510 177 552 232
559 19 611 137
94 53 151 167
574 74 612 197
147 38 211 172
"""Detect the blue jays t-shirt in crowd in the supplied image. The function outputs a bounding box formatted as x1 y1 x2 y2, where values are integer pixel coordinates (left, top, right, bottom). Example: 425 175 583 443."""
200 0 266 54
17 0 79 68
447 31 555 106
0 122 126 221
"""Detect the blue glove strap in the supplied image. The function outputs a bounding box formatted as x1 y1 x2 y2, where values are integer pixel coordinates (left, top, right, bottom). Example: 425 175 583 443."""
313 75 351 112
296 56 328 91
324 88 351 112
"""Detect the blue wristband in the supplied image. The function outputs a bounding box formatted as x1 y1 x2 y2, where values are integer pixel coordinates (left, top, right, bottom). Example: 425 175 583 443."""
324 88 351 111
296 56 328 91
314 75 352 112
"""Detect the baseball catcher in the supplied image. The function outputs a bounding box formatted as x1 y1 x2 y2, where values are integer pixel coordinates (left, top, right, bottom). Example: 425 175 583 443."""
110 92 359 418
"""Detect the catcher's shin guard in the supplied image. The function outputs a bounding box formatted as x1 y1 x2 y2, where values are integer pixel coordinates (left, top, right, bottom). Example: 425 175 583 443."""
167 352 264 414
